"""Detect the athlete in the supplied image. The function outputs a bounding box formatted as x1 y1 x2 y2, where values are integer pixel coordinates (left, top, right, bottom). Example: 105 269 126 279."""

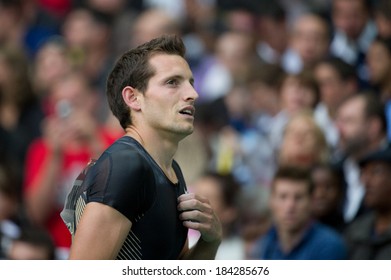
61 35 222 259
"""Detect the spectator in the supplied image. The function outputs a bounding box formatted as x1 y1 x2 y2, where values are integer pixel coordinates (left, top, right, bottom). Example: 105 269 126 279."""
330 0 377 87
250 165 347 260
23 72 118 259
194 30 258 103
311 162 346 232
0 47 44 190
189 171 245 260
366 35 391 142
268 69 320 152
129 8 181 49
373 0 391 39
32 37 72 102
219 2 258 35
256 2 289 67
366 36 391 104
196 80 276 189
344 143 391 259
0 0 61 58
335 93 388 224
313 56 359 152
61 7 116 121
248 62 286 135
284 12 332 74
278 110 329 169
237 186 271 259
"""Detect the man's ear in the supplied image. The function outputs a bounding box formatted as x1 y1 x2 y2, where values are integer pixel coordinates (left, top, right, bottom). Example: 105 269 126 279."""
122 86 141 111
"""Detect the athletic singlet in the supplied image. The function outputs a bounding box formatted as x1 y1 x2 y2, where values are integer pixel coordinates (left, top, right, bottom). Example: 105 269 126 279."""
61 136 188 259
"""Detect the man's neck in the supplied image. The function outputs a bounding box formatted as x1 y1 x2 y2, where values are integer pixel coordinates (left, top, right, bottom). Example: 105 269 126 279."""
125 126 180 175
277 226 308 253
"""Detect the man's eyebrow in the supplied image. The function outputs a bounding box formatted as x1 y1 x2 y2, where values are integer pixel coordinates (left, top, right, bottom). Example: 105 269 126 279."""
165 74 194 84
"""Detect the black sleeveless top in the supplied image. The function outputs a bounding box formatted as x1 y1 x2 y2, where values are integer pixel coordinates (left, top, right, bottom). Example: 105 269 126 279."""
61 136 188 260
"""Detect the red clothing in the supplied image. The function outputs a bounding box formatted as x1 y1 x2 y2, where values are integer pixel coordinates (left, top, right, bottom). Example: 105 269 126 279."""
24 128 122 248
38 0 72 18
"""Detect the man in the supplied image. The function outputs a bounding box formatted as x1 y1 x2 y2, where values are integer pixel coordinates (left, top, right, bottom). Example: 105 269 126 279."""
61 35 222 260
189 171 245 260
365 36 391 141
313 57 358 152
251 166 347 260
373 0 391 39
330 0 377 87
285 12 331 74
344 143 391 259
366 36 391 104
335 93 387 224
256 2 289 66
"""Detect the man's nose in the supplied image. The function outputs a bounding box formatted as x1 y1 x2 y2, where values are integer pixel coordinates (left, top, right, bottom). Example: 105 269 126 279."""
185 82 198 101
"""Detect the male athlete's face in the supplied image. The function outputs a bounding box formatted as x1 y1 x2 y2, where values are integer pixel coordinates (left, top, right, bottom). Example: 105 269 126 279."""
140 53 198 139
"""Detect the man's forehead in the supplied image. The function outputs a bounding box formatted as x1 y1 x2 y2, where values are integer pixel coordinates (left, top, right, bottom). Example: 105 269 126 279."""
148 53 192 76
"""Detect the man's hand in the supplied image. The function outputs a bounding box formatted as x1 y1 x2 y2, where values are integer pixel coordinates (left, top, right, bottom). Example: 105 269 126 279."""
177 193 222 243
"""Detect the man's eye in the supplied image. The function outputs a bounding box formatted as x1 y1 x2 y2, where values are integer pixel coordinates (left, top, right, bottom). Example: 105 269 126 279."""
167 79 178 85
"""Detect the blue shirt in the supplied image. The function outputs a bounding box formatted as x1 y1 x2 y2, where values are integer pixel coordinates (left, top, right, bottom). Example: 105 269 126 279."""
253 222 347 260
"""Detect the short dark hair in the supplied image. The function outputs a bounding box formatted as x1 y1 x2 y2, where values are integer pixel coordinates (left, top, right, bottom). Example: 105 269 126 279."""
361 92 387 134
371 35 391 55
272 166 314 195
248 62 286 90
317 56 358 82
374 0 391 19
203 171 241 208
106 35 186 129
283 69 320 109
16 227 56 260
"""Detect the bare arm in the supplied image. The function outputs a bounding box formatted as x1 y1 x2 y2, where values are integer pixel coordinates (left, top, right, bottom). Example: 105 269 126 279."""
177 193 222 260
68 202 132 259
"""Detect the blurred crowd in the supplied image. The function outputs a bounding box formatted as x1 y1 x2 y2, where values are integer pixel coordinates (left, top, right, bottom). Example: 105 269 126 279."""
1 0 391 260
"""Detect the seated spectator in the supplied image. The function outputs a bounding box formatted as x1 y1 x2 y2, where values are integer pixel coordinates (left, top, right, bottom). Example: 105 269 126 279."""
23 72 120 259
365 36 391 142
373 0 391 39
278 110 329 169
313 56 359 152
335 93 387 224
237 186 271 259
284 12 331 74
194 30 258 103
311 163 346 232
250 166 347 260
189 171 245 259
255 2 289 68
330 0 377 88
247 62 286 137
268 69 320 152
32 37 72 101
344 143 391 259
0 47 45 190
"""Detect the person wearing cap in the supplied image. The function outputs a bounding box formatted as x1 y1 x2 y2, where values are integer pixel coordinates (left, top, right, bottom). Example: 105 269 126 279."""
344 143 391 259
